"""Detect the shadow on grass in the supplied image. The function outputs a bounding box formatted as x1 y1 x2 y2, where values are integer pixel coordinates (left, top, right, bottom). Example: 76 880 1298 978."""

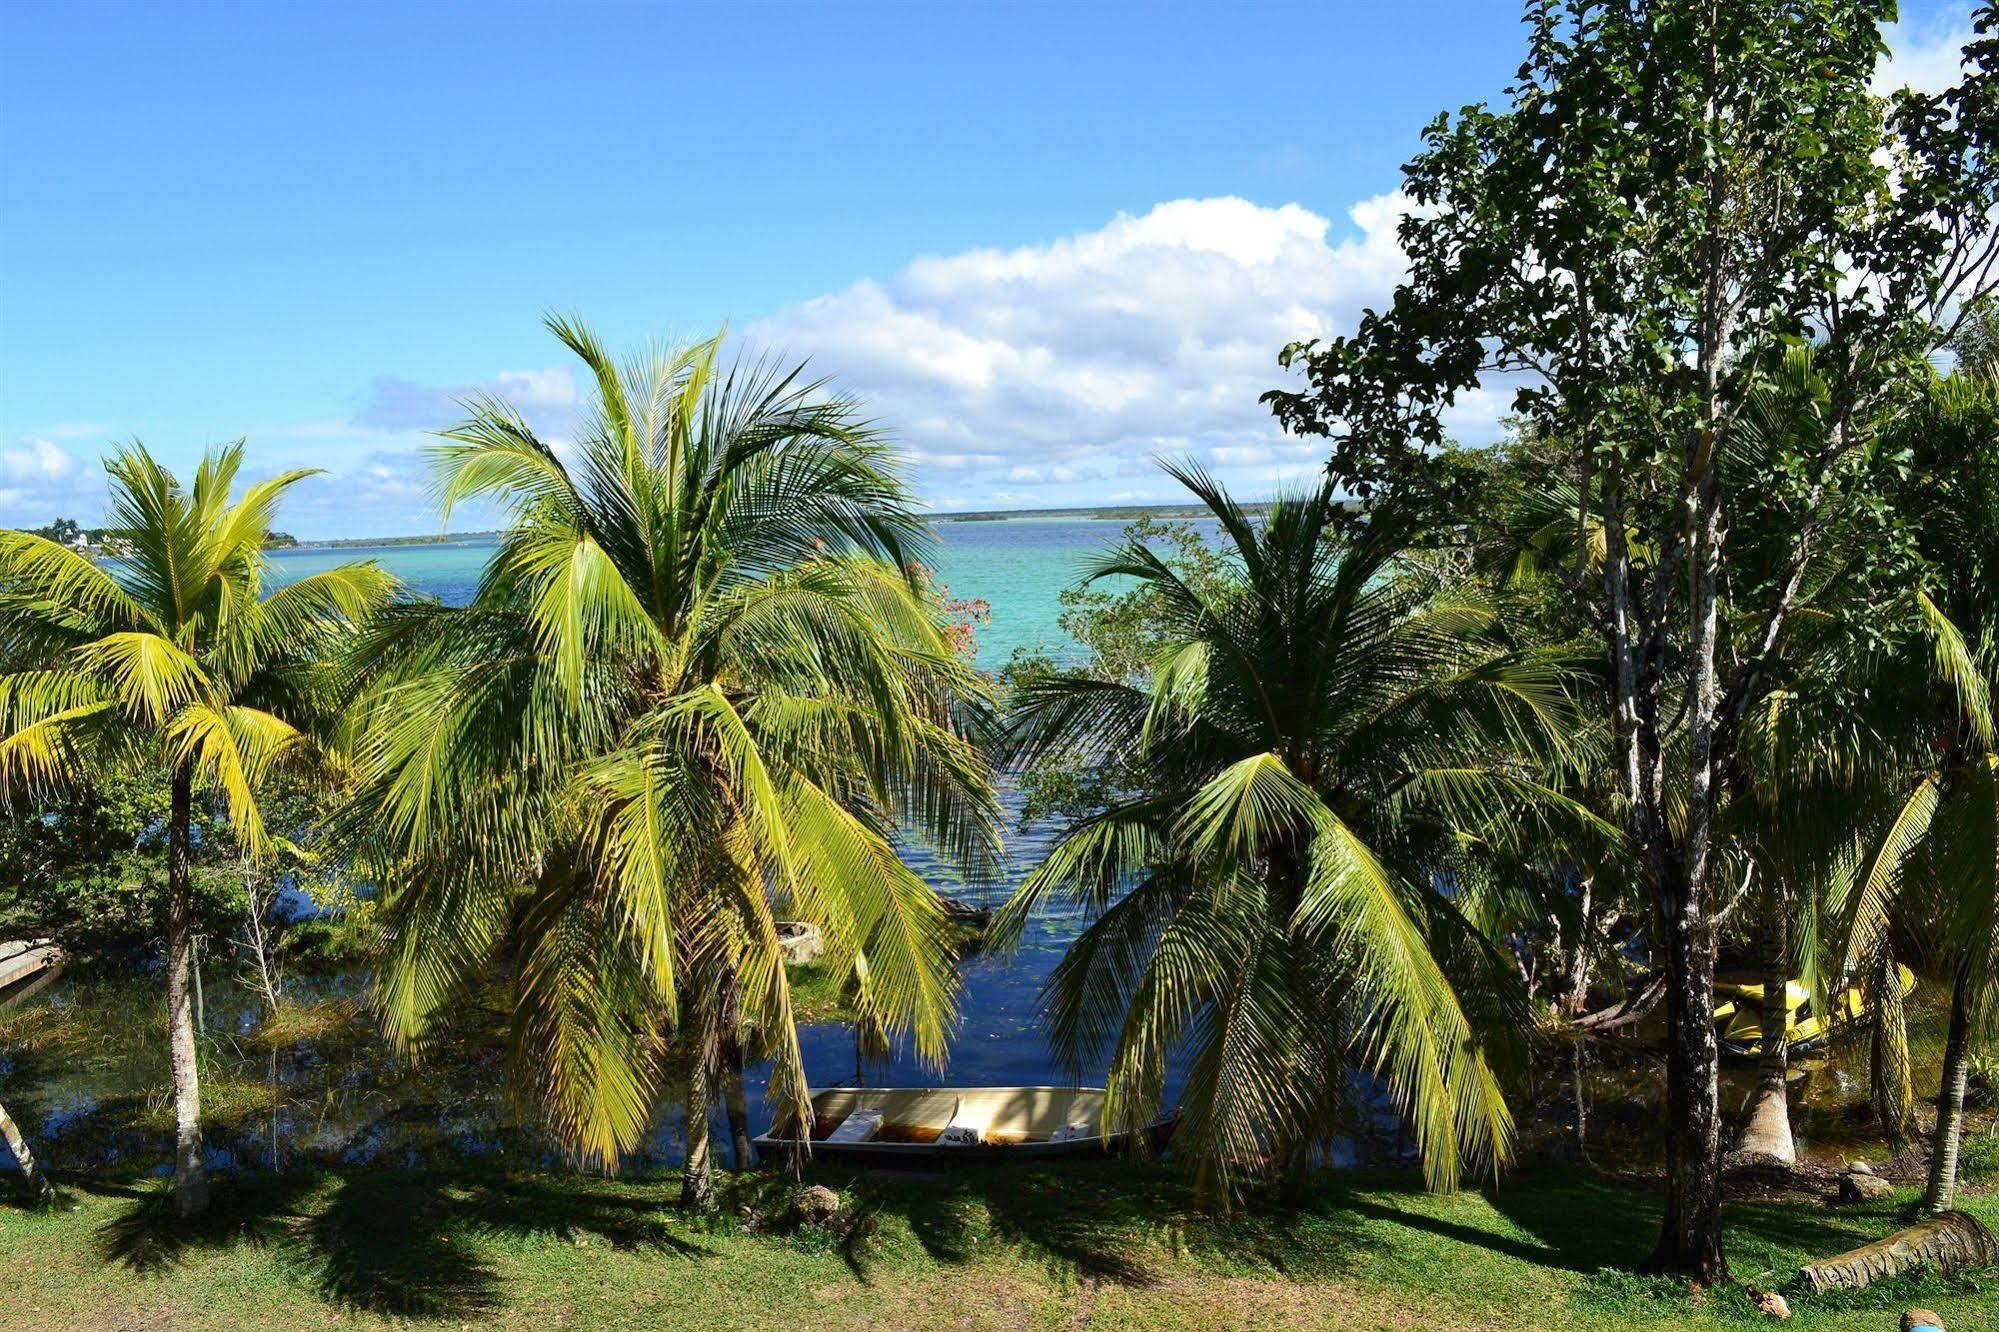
841 1158 1185 1285
94 1172 320 1276
1483 1159 1956 1278
819 1155 1978 1296
1485 1159 1993 1315
90 1167 711 1322
824 1156 1404 1287
1477 1162 1662 1273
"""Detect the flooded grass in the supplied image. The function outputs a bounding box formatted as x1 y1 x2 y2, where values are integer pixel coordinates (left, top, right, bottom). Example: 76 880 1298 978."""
0 964 571 1180
1516 971 1998 1179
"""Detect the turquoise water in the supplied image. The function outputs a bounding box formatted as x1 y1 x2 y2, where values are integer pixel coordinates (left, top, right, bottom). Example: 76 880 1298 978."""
268 515 1127 666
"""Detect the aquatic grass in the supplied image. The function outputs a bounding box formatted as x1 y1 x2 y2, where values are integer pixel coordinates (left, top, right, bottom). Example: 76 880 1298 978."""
245 997 369 1050
777 963 851 1026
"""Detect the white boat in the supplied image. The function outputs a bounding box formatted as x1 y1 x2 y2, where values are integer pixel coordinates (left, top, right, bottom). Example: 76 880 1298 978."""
754 1085 1172 1161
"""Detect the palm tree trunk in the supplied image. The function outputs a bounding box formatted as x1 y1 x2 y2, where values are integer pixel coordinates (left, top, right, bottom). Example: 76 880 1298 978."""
1923 969 1973 1214
1869 945 1913 1144
0 1096 53 1204
1737 908 1794 1164
681 1016 717 1211
166 759 208 1218
1266 841 1311 1201
722 1052 753 1171
717 966 755 1170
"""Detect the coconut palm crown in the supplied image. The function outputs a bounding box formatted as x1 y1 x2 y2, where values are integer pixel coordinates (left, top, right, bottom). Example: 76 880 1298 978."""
0 442 393 1215
340 316 1000 1177
998 465 1598 1203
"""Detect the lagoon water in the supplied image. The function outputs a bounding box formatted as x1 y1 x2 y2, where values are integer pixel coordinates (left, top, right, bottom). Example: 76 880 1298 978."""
266 514 1122 668
0 514 1170 1178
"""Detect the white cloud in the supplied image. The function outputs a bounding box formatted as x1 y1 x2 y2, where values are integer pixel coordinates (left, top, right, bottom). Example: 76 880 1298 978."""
0 437 102 525
1878 6 1976 95
355 364 578 434
267 193 1508 524
747 194 1433 509
4 438 81 485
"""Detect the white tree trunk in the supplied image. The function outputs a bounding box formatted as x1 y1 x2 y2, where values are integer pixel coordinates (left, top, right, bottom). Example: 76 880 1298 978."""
167 761 208 1218
1800 1211 1999 1293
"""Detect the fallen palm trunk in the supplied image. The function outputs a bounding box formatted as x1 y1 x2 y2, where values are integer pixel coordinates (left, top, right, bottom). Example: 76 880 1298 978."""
1798 1211 1999 1293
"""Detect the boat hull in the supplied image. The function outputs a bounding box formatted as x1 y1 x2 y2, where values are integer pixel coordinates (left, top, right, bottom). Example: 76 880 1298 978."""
754 1085 1171 1164
1715 964 1916 1061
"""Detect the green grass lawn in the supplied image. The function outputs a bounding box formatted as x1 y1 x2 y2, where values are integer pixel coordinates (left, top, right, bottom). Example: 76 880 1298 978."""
3 1160 1992 1329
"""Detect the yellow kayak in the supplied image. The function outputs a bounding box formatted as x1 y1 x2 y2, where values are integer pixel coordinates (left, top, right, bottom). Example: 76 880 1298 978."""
1714 965 1915 1058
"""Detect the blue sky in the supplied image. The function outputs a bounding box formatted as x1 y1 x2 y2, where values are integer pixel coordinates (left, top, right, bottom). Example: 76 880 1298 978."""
0 1 1983 538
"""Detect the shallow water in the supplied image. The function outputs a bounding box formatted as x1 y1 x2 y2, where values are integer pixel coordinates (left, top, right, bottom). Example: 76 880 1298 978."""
0 785 1095 1179
267 513 1162 668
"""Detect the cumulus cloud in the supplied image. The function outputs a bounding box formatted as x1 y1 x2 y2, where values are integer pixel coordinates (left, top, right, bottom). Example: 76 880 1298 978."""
308 194 1616 520
0 437 103 525
4 438 81 485
746 194 1430 509
1878 6 1977 95
355 364 578 434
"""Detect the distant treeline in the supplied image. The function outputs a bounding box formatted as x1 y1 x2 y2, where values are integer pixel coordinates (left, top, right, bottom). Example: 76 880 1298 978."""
283 530 508 550
934 501 1296 524
17 517 302 550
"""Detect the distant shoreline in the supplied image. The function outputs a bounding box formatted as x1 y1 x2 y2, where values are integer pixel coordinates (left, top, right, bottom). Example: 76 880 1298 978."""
279 530 508 551
275 502 1259 550
936 502 1248 523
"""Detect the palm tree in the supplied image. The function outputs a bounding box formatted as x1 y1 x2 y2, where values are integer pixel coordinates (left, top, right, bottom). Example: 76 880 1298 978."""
998 467 1600 1204
0 442 391 1216
1840 366 1999 1213
339 317 998 1207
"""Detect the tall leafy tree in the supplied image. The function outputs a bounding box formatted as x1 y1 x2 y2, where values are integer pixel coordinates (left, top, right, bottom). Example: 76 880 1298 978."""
999 468 1602 1205
1266 2 1999 1276
340 318 998 1207
0 443 391 1216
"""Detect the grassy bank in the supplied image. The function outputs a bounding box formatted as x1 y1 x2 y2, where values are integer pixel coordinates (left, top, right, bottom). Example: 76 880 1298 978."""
3 1160 1992 1330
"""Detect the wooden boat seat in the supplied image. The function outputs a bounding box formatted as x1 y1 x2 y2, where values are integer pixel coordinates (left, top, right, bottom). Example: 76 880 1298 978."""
937 1098 980 1146
826 1108 885 1143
